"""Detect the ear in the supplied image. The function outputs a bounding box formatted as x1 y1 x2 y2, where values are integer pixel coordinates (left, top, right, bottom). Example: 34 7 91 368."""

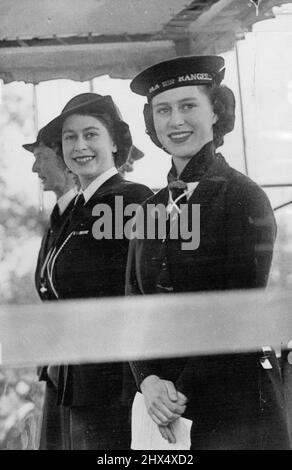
143 103 167 151
212 112 218 125
112 142 118 154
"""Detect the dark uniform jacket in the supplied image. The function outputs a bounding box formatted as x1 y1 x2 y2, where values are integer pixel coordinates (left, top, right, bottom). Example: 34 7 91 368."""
35 199 75 301
126 142 290 449
42 173 152 447
35 197 75 382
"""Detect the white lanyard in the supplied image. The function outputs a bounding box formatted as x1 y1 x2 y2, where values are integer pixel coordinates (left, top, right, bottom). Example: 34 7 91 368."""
46 232 75 299
45 229 89 299
167 188 193 221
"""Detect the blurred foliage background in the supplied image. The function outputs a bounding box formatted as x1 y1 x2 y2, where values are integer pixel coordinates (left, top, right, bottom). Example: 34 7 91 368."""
0 87 46 450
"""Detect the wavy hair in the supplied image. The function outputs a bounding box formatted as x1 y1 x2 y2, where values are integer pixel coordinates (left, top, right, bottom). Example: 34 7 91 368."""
201 84 235 148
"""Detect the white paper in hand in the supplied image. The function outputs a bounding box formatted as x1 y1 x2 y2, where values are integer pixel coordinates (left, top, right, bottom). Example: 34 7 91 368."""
131 391 192 450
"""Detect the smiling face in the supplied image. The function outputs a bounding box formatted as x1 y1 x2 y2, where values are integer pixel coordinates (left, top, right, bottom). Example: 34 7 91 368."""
152 85 217 164
62 114 117 189
32 142 70 196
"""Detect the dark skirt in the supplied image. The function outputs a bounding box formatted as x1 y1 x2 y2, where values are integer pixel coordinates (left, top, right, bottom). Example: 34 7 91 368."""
39 381 131 450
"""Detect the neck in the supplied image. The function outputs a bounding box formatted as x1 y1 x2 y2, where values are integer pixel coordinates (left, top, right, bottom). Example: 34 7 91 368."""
80 177 94 190
54 184 74 200
79 166 115 190
54 188 66 199
172 155 193 177
171 139 214 176
167 141 215 184
80 174 104 190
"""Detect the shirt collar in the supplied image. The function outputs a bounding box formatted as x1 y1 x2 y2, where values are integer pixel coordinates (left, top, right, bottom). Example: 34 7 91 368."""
185 182 199 198
57 188 77 215
82 167 118 203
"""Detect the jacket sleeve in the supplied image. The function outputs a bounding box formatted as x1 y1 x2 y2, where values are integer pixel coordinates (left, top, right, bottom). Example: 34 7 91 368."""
125 238 142 296
125 186 153 296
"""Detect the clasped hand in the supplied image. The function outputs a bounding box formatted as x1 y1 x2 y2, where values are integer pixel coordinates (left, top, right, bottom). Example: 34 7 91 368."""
140 375 188 443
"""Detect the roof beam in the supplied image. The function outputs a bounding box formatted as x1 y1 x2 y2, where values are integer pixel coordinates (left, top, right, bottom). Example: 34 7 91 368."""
0 40 176 84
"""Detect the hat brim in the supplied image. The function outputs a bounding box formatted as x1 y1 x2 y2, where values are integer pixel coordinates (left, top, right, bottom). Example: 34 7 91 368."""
130 55 225 98
129 145 144 161
42 95 133 167
42 95 120 142
22 142 37 153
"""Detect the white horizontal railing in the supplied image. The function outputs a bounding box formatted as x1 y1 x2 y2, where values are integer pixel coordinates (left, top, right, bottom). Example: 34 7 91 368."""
1 289 292 367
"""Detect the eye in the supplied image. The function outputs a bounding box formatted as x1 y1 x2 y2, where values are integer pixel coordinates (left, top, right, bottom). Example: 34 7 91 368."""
85 132 98 139
181 102 196 110
155 107 170 115
63 134 75 141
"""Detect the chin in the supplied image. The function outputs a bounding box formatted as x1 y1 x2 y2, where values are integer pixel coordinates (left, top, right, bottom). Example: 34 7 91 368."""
172 151 194 160
79 169 99 179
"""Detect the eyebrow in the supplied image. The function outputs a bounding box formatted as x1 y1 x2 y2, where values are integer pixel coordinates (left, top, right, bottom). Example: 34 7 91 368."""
153 97 199 108
62 126 100 135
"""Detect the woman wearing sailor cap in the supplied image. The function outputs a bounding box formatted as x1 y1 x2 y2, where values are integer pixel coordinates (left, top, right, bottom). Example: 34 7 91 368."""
126 56 290 449
38 93 152 450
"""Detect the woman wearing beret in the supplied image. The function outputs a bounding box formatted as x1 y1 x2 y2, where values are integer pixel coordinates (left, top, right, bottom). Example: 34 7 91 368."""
126 56 290 449
39 93 152 449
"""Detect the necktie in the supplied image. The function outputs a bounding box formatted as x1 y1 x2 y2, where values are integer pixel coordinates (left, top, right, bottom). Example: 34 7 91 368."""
67 192 85 223
70 193 85 218
168 180 188 206
74 193 85 208
50 204 61 232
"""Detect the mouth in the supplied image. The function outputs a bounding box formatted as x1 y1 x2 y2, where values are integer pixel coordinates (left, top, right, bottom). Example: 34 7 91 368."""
168 131 193 144
74 155 95 164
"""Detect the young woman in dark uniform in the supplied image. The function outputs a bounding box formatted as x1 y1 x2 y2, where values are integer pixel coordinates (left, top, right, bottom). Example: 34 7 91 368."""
39 93 152 449
126 56 290 449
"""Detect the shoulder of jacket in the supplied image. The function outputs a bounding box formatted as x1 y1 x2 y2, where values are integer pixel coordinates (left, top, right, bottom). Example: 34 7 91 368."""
226 168 267 197
117 180 153 202
224 169 274 221
121 179 152 192
141 187 168 205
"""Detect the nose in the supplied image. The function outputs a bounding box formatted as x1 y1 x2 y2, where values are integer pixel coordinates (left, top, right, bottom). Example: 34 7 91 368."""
32 160 39 173
169 107 184 127
74 134 88 152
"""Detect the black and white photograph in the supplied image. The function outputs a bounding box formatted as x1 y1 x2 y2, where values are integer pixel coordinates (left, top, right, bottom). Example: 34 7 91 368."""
0 0 292 454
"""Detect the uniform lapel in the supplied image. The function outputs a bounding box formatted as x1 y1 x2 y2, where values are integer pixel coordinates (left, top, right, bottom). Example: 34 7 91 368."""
90 173 124 198
60 197 76 222
188 153 229 204
36 200 73 277
134 187 169 293
180 153 231 233
35 197 76 299
50 199 76 245
51 173 124 248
